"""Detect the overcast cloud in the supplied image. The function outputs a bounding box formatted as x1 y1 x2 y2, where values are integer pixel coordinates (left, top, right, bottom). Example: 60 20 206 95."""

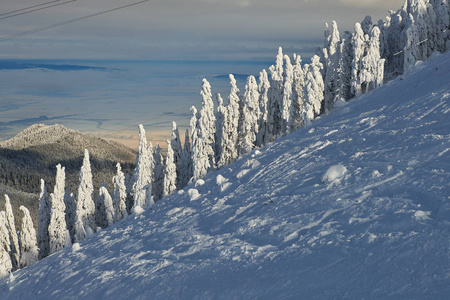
1 0 405 60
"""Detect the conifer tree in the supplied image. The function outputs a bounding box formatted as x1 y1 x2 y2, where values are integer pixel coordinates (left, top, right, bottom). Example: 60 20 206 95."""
289 54 306 131
4 195 19 271
48 164 71 255
64 188 76 243
171 122 183 189
266 47 284 142
37 179 50 259
152 145 164 201
95 186 114 229
256 69 270 147
164 140 177 196
198 79 217 170
302 55 325 124
217 74 240 168
238 75 260 155
182 129 193 185
323 21 342 112
131 125 154 210
351 22 367 98
74 149 96 242
215 93 226 165
361 26 384 92
336 31 354 101
19 206 38 268
112 163 128 221
280 55 294 135
0 212 12 277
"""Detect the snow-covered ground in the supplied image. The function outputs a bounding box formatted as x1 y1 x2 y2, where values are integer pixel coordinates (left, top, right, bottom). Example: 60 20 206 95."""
1 52 449 299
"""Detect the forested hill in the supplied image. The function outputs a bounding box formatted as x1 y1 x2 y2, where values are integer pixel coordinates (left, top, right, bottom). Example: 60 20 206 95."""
0 124 136 227
1 49 448 299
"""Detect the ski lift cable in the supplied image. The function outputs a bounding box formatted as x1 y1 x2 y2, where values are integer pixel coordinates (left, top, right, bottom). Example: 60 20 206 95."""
0 0 150 43
394 29 447 56
0 0 77 21
0 0 62 17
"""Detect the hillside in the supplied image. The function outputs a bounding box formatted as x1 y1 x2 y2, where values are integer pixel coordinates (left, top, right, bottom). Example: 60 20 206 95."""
0 51 449 299
0 124 136 227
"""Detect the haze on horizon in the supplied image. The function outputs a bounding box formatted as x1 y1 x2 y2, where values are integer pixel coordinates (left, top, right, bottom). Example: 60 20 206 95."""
1 0 405 61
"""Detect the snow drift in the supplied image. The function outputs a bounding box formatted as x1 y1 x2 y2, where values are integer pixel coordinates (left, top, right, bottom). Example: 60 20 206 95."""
0 51 449 299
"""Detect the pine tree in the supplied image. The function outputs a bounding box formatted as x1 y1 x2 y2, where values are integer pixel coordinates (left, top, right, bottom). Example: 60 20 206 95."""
266 47 284 142
152 146 164 201
18 206 38 268
323 21 342 112
4 195 19 271
37 179 50 259
404 14 421 73
131 125 154 210
361 16 373 35
164 140 177 196
289 54 306 131
171 122 183 189
336 31 354 101
48 164 71 255
73 149 96 242
280 55 294 135
302 55 325 124
95 186 115 229
238 75 260 155
182 129 193 185
217 74 240 168
198 79 217 170
361 26 384 92
215 93 226 166
0 212 12 277
112 163 128 222
256 69 270 147
351 22 367 98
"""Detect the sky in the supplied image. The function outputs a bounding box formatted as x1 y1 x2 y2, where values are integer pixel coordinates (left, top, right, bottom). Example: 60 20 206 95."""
1 0 406 61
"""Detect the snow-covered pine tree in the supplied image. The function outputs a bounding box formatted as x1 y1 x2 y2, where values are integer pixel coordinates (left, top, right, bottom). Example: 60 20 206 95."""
336 31 354 101
131 125 154 210
171 122 183 189
215 93 226 166
48 164 71 255
182 129 193 185
64 188 76 243
198 79 217 170
361 26 384 93
18 206 38 268
404 14 421 72
95 186 114 229
288 53 306 131
256 69 270 147
351 22 368 98
380 11 405 79
266 47 284 142
4 195 19 271
112 163 128 222
191 106 204 181
152 145 164 201
302 55 325 124
0 212 12 277
37 179 50 259
361 15 373 35
323 21 342 112
217 74 240 168
164 140 177 196
280 55 294 135
238 75 260 156
430 0 449 52
73 149 96 242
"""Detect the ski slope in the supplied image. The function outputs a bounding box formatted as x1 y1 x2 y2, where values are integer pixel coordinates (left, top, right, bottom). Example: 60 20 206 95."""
1 52 449 299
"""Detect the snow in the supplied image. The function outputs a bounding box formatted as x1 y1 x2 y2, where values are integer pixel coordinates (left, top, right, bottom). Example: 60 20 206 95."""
1 51 450 299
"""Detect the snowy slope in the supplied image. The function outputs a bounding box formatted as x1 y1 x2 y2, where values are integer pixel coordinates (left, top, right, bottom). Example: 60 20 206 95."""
1 52 449 299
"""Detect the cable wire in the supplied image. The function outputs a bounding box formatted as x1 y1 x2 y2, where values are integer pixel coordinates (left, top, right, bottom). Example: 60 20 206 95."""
0 1 77 21
0 0 61 17
0 0 150 43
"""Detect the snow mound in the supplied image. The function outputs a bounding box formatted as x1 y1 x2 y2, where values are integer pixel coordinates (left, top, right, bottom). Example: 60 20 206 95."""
322 164 348 183
188 188 201 201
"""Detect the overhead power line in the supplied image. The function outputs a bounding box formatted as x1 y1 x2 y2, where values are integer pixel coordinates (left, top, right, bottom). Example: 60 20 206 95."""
0 0 62 17
0 0 77 21
0 0 150 43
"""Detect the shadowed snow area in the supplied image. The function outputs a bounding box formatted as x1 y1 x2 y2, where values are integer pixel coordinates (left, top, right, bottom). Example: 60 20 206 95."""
1 52 449 299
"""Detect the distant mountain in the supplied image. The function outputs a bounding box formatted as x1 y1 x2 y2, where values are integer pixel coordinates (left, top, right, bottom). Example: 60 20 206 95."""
0 60 109 71
0 124 136 228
